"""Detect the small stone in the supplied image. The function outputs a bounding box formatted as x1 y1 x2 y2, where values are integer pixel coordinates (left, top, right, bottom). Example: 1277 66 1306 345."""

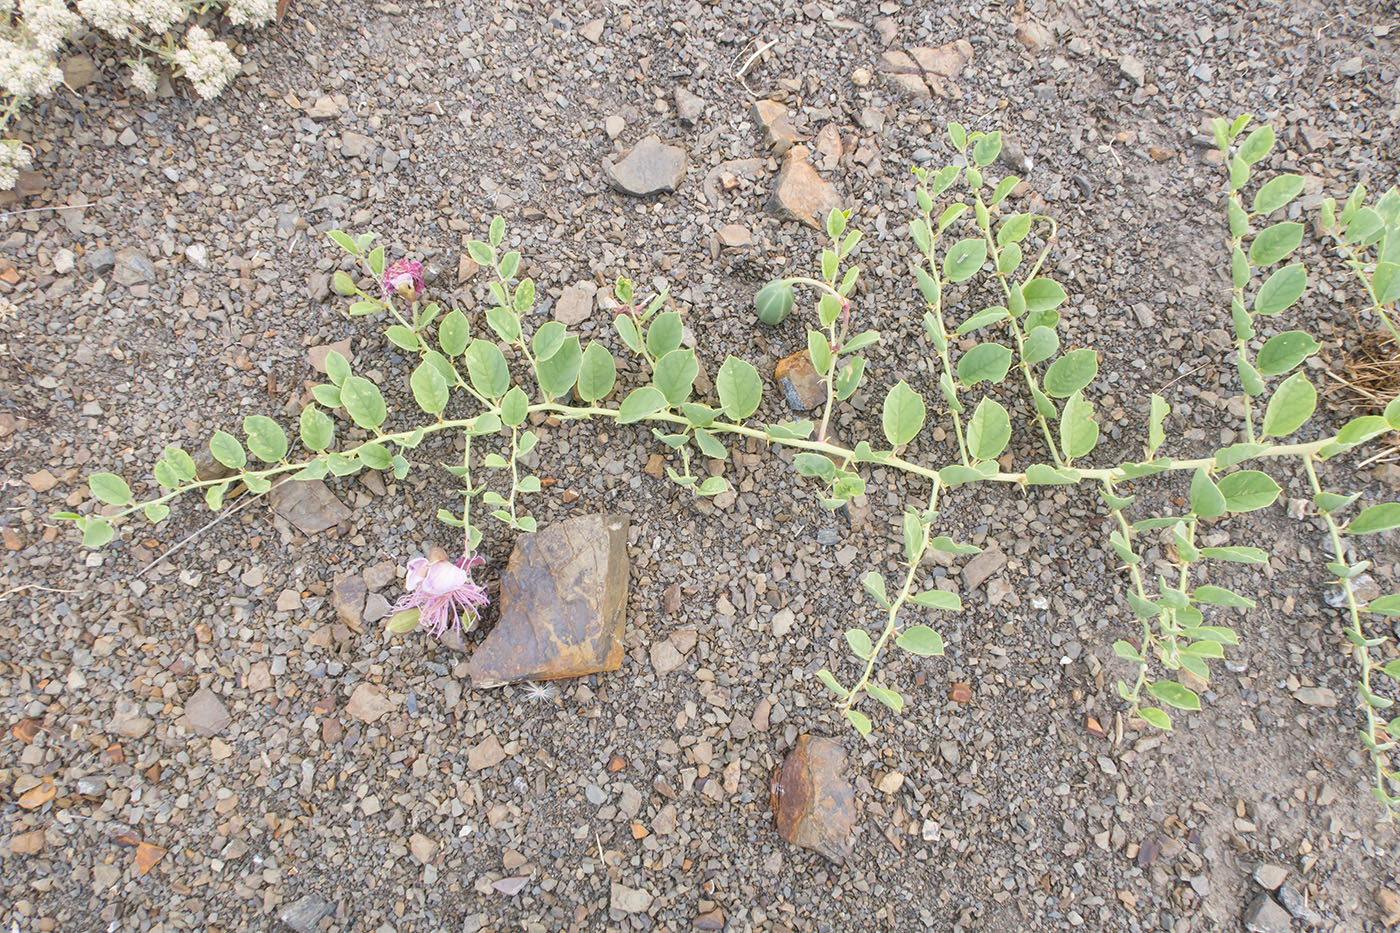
184 243 209 268
771 734 858 864
674 87 704 125
340 130 375 158
25 469 57 492
280 894 333 933
604 114 626 139
86 248 116 274
1277 882 1323 925
210 737 233 760
307 95 341 119
876 50 920 74
1254 864 1289 891
1015 21 1055 50
8 829 45 855
716 224 752 248
555 281 597 325
610 883 654 914
693 908 725 930
877 771 905 794
1243 893 1292 933
774 350 824 411
184 688 230 737
1148 146 1175 162
409 833 436 864
1119 53 1146 85
332 573 367 629
246 662 272 693
112 248 155 286
962 544 1006 590
603 136 686 196
1338 55 1364 77
363 561 396 591
466 515 630 687
457 254 480 282
362 593 390 624
110 698 153 738
269 480 351 535
53 248 75 274
61 54 97 88
650 639 684 675
751 100 801 154
999 138 1033 173
580 19 604 43
884 72 930 99
118 126 139 147
468 733 507 771
1291 686 1337 708
1327 572 1381 607
767 146 843 230
346 683 397 723
851 67 872 87
1375 887 1400 926
909 39 973 77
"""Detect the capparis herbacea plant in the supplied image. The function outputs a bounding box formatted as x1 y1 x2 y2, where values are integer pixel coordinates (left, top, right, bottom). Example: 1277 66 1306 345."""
62 116 1400 818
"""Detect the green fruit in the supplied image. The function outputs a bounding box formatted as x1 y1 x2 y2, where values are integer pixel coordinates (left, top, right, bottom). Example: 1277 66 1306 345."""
755 280 794 325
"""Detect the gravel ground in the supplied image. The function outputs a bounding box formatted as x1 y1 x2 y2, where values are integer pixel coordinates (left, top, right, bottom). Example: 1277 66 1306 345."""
3 0 1400 930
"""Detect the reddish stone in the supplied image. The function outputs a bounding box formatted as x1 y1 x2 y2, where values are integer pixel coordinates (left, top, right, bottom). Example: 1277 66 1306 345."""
771 734 857 864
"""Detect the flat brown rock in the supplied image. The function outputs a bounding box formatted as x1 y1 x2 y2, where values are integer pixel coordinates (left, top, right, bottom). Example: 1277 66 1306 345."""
771 734 857 864
347 683 397 723
466 514 630 687
184 688 230 738
774 350 824 411
269 479 351 535
910 39 973 77
767 147 843 230
751 99 801 154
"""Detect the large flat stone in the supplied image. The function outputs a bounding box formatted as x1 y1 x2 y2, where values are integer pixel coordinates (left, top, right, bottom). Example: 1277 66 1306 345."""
603 136 686 196
771 734 857 864
767 146 843 230
466 514 629 688
269 479 351 535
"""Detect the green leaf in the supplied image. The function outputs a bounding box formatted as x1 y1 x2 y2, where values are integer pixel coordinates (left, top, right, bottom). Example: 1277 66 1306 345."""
955 306 1009 336
1261 372 1315 437
244 415 289 462
614 314 642 354
532 320 568 361
716 356 762 420
465 339 511 399
162 449 194 482
89 473 133 505
340 376 388 430
957 343 1013 386
1022 326 1059 366
513 277 535 313
816 669 848 697
367 245 386 277
1314 490 1361 513
896 625 945 656
1256 330 1320 377
755 280 794 325
806 330 832 376
646 311 684 358
1137 707 1172 730
845 627 873 658
967 398 1011 461
1214 442 1268 468
387 608 422 634
1346 503 1400 535
485 305 521 344
618 386 666 424
1260 261 1310 316
1022 278 1067 313
1252 174 1305 216
1043 348 1098 398
299 405 334 451
323 350 351 387
766 420 814 440
1236 123 1274 165
1337 415 1391 447
1059 390 1099 460
311 384 342 408
1367 595 1400 616
844 708 872 736
1188 467 1226 518
1148 394 1169 459
577 341 617 402
1249 221 1304 266
209 431 247 470
385 325 419 351
929 536 979 555
793 453 836 481
1148 680 1201 711
902 509 922 562
328 230 358 253
1025 464 1081 484
944 238 987 283
1193 585 1256 608
410 360 449 415
359 443 392 470
81 518 115 548
1217 469 1281 512
347 300 380 316
861 572 889 608
1200 546 1268 564
534 336 581 400
908 590 962 610
653 349 698 406
499 386 529 427
882 381 926 448
834 356 866 401
692 428 726 459
946 121 966 149
971 130 1002 167
865 684 904 713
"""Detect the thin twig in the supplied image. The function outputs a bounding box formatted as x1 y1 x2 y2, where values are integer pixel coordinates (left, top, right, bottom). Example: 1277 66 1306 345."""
732 38 777 97
0 197 108 221
134 487 266 579
0 583 76 601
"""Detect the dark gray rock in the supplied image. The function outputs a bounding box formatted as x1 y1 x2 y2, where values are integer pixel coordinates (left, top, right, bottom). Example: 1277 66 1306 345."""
1243 893 1293 933
280 894 333 932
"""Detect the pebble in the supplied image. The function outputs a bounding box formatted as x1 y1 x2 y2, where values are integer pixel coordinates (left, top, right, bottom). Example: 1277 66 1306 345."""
771 734 857 864
554 281 597 325
767 146 843 230
1120 52 1147 85
674 87 704 125
1242 893 1292 933
268 480 351 535
1254 864 1288 890
602 136 686 196
346 683 397 723
184 688 230 738
279 894 333 933
774 350 824 411
332 573 367 628
112 248 155 286
610 883 654 914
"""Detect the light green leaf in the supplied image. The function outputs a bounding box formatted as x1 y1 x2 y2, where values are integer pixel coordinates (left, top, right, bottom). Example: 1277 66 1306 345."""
646 311 684 358
299 405 334 451
464 339 511 399
81 518 115 548
896 625 945 656
1236 123 1274 165
957 343 1013 386
861 572 888 607
1347 503 1400 535
1059 390 1099 460
209 431 247 470
1148 394 1169 459
1193 585 1256 608
1249 221 1304 266
754 280 794 325
844 708 872 736
1138 707 1172 730
845 627 873 658
1218 469 1281 512
618 386 666 424
1022 278 1067 313
967 398 1011 461
882 381 926 447
1188 467 1226 518
716 356 762 420
1022 326 1059 365
944 238 987 283
908 590 962 610
1147 680 1201 711
577 341 617 402
244 415 289 462
653 349 698 406
339 376 388 430
531 320 568 361
1252 174 1304 216
971 130 1002 167
1261 372 1315 437
410 360 449 414
534 335 582 400
1200 546 1268 564
1043 348 1098 398
1256 330 1320 377
499 386 529 427
89 473 132 505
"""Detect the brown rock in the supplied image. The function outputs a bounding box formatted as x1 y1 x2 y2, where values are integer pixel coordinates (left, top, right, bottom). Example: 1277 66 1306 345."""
774 350 825 412
269 479 351 535
110 698 153 738
135 841 165 875
1375 887 1400 926
308 338 352 374
554 281 597 325
910 39 973 77
884 71 930 99
466 514 630 687
409 832 437 864
24 469 57 492
1015 22 1055 51
814 123 844 171
457 254 480 283
610 883 654 914
603 136 686 196
767 147 843 230
694 908 726 930
771 735 857 864
61 55 98 88
332 573 367 629
716 224 752 248
875 50 920 74
650 639 685 675
346 683 397 723
962 544 1005 590
751 100 801 154
246 662 272 693
468 733 507 771
8 828 45 855
184 688 230 737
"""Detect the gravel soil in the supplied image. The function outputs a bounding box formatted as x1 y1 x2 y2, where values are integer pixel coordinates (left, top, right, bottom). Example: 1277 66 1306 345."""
3 0 1400 930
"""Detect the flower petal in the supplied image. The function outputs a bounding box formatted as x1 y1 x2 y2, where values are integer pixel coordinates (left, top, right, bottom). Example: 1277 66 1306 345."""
418 559 471 596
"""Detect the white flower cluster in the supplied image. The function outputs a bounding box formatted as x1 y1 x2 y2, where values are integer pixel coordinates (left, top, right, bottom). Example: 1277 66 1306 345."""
74 0 185 39
0 140 34 191
18 0 80 53
0 38 63 99
171 25 240 100
226 0 277 28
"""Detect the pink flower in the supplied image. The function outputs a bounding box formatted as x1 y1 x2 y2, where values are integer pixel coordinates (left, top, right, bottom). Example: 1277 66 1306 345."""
391 547 489 638
380 259 424 299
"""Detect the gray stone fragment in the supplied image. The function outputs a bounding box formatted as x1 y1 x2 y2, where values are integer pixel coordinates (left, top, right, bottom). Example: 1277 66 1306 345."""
1254 864 1288 891
674 87 704 124
962 545 1006 590
280 894 333 933
112 249 155 285
86 248 116 274
1243 893 1293 933
269 480 351 535
603 136 686 196
184 688 230 737
1277 882 1323 925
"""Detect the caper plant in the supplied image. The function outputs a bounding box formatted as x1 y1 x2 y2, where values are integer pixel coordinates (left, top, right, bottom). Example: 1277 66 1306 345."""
61 117 1400 816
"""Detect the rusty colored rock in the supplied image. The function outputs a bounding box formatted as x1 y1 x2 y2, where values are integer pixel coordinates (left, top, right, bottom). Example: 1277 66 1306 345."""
875 49 920 74
751 99 801 154
774 350 824 412
771 735 857 864
767 147 843 230
8 828 45 855
466 514 630 688
135 841 166 875
950 682 973 703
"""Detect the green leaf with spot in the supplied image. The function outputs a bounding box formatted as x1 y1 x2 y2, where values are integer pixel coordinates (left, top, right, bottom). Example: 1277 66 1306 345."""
244 415 289 462
339 376 387 430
